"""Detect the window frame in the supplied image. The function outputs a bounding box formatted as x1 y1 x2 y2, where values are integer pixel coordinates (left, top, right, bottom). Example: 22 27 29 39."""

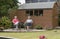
25 9 43 16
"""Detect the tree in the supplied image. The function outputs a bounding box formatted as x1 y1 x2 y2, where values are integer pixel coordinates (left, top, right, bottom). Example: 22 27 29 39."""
0 0 19 17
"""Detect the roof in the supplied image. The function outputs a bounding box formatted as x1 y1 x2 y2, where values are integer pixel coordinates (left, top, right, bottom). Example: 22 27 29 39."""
18 2 56 9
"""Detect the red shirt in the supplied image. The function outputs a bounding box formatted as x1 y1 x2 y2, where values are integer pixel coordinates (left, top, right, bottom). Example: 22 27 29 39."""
12 18 19 24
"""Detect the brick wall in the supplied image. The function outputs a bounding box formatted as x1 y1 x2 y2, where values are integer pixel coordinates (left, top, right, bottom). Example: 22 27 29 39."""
12 9 53 29
52 3 58 28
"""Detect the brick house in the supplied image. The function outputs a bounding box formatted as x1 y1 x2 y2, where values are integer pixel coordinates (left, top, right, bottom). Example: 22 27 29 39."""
10 2 58 29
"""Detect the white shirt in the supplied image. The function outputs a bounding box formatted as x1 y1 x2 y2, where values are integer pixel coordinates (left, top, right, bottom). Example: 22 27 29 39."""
26 19 33 23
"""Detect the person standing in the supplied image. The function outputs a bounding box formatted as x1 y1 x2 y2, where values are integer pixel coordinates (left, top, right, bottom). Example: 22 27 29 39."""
12 16 19 30
25 16 33 31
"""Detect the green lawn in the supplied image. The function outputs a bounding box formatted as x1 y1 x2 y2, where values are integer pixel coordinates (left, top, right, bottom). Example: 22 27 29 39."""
0 30 60 39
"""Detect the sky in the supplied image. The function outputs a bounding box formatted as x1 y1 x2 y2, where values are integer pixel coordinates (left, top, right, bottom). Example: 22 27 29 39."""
18 0 25 4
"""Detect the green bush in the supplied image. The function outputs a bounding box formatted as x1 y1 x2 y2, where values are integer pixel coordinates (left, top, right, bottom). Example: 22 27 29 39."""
34 25 42 29
0 16 12 29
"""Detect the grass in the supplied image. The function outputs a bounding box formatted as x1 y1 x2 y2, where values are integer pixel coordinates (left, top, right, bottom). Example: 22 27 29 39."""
0 30 60 39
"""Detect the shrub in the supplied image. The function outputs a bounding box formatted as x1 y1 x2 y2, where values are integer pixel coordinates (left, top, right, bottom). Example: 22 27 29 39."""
34 25 42 29
0 16 12 29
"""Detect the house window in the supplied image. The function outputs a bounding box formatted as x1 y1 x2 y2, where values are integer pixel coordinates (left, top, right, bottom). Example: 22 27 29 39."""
34 10 43 16
39 10 43 16
25 0 57 3
39 0 48 2
34 10 38 16
26 10 33 16
26 10 29 15
50 0 56 2
30 10 33 16
26 9 43 16
26 0 31 3
32 0 38 3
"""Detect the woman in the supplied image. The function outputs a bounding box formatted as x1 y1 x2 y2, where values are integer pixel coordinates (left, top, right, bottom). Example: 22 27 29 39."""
12 16 19 30
25 16 33 30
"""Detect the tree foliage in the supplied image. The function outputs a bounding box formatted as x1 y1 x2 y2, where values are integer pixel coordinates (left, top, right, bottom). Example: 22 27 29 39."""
0 0 19 17
0 16 12 29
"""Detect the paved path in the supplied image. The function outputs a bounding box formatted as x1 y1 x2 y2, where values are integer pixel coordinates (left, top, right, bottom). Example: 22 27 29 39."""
3 29 46 32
